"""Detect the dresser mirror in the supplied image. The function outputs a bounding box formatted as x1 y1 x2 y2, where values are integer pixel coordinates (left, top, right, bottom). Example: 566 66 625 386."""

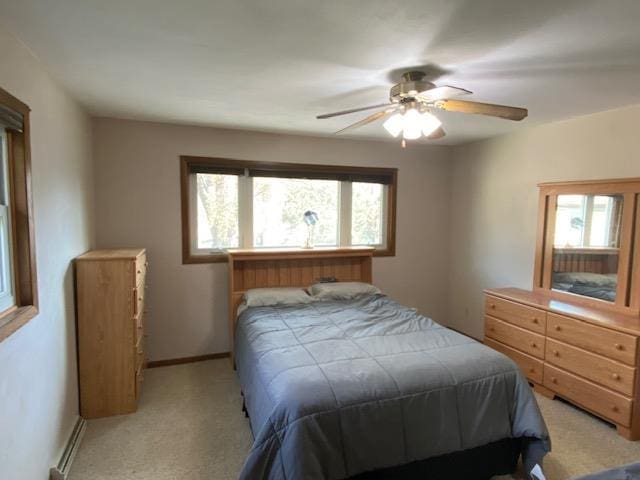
551 194 623 302
534 179 640 314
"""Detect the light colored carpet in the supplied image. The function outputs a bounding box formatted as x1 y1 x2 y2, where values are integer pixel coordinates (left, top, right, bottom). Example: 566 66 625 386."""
69 359 639 480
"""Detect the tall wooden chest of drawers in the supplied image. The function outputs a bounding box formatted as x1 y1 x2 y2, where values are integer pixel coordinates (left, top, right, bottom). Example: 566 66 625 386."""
75 248 147 418
484 287 640 440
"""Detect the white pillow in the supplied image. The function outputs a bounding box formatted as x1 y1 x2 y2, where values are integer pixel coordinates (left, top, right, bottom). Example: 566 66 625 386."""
309 282 381 300
243 287 314 307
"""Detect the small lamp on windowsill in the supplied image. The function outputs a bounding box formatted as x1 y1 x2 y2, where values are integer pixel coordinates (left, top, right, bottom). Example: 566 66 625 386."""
303 210 319 249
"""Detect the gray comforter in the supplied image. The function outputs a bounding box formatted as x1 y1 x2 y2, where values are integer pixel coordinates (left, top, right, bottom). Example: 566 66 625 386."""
235 294 550 480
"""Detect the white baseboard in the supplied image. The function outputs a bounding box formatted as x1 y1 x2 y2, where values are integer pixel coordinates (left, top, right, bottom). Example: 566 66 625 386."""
49 417 86 480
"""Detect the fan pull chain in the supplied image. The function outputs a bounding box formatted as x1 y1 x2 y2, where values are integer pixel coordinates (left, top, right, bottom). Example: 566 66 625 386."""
401 139 406 148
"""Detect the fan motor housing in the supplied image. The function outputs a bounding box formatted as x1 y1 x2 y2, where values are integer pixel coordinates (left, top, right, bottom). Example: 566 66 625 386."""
389 78 435 103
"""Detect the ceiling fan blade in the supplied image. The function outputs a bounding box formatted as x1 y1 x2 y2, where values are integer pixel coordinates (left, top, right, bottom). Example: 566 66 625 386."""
317 102 394 119
426 126 446 140
416 86 471 103
434 99 528 121
335 108 396 134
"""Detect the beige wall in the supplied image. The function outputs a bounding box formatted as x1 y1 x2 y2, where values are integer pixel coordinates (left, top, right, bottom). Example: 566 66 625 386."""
92 118 452 361
448 104 640 340
0 26 94 480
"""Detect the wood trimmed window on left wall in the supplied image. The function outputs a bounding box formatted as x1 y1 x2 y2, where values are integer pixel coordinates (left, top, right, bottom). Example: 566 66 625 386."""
0 87 38 342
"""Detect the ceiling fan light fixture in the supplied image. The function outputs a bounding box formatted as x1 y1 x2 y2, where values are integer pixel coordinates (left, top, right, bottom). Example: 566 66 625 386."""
402 108 422 140
420 111 442 137
382 112 404 137
317 69 528 143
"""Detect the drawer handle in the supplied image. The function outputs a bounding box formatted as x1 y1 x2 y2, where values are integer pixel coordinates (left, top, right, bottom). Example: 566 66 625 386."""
532 318 538 324
489 327 495 332
553 350 559 357
554 325 561 331
489 303 496 309
551 377 557 384
612 405 619 413
530 341 537 348
529 368 535 373
614 343 623 351
612 373 621 381
137 269 142 274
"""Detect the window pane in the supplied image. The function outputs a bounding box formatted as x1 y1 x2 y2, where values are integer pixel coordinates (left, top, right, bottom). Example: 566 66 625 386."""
0 128 14 312
253 177 338 247
352 182 384 245
196 173 239 249
0 207 9 296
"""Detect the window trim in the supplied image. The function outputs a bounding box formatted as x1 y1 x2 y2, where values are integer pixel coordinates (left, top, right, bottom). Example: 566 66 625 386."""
180 155 397 264
0 87 39 342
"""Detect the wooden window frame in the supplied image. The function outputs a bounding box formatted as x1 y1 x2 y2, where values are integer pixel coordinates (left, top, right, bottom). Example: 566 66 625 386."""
533 177 640 315
180 155 397 264
0 87 38 342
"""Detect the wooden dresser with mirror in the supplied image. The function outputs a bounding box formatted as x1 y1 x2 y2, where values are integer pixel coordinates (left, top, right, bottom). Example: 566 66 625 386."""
484 178 640 440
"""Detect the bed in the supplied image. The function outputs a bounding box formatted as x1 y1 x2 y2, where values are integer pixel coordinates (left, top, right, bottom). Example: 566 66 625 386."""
228 248 550 480
552 271 618 302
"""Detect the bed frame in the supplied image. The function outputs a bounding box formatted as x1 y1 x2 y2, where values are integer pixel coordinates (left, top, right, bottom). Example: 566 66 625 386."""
227 246 374 363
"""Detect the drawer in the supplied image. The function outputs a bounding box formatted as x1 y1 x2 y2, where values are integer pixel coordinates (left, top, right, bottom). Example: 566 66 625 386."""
136 339 144 370
547 313 638 366
134 286 145 319
136 334 144 356
485 338 543 384
485 295 546 334
485 316 545 359
135 335 144 373
135 366 144 400
135 254 147 287
135 313 144 345
544 364 632 427
546 338 635 396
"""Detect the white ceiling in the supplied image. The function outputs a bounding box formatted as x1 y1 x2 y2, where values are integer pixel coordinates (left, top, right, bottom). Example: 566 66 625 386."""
2 0 640 145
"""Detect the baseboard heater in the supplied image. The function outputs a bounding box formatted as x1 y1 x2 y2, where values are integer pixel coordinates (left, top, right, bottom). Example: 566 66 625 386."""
49 417 86 480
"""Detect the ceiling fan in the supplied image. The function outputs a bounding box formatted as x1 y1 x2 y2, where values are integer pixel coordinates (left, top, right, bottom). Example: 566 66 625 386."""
316 70 528 146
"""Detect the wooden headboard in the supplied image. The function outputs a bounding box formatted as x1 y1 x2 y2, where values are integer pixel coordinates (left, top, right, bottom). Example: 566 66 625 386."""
552 247 619 274
227 247 374 363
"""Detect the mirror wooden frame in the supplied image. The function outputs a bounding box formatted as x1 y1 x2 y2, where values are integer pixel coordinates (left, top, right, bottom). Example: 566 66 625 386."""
534 178 640 316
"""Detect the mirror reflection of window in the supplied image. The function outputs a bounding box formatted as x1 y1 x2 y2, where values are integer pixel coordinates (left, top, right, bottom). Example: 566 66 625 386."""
551 194 623 302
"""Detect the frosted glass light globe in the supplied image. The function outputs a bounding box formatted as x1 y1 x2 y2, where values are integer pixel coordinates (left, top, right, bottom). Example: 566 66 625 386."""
420 111 442 136
402 108 422 140
382 113 403 137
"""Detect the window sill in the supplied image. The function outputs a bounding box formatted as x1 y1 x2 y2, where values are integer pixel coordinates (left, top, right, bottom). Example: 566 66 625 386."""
183 247 396 264
373 247 395 257
0 305 39 342
183 252 229 264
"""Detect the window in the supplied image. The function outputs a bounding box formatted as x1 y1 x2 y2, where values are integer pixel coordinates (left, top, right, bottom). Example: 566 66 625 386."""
181 157 397 263
253 177 339 248
351 182 386 246
0 87 38 342
0 128 15 312
195 173 239 250
554 194 622 248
